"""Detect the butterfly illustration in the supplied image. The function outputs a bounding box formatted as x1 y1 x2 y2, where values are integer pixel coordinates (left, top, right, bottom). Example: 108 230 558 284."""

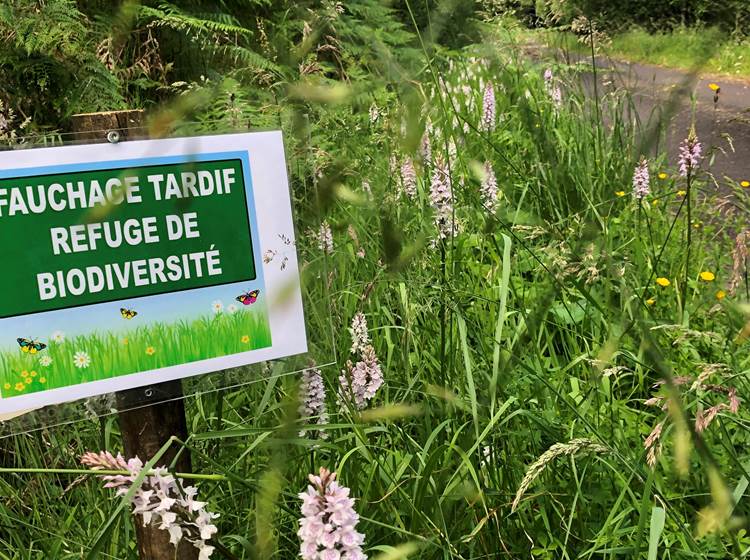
17 338 46 354
236 289 260 306
120 308 138 320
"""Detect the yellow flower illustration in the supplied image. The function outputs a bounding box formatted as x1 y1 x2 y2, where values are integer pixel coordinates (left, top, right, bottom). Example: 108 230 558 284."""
241 335 250 344
39 377 46 384
14 382 25 392
741 180 750 188
24 377 32 384
145 346 156 356
30 370 37 377
699 271 715 282
716 290 726 300
615 191 626 197
3 383 10 390
646 298 655 305
122 337 129 345
708 83 720 92
20 370 29 378
658 172 668 180
656 277 670 287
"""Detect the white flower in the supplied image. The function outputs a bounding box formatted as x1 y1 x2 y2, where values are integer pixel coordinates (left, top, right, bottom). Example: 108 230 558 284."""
38 355 52 367
299 365 329 439
211 300 223 314
227 303 238 315
349 312 370 356
318 221 334 255
73 351 91 369
51 330 65 343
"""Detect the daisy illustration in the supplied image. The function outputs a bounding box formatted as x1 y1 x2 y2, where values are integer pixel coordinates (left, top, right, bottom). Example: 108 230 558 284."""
73 351 91 369
211 300 224 314
39 356 52 367
227 303 238 315
51 331 65 344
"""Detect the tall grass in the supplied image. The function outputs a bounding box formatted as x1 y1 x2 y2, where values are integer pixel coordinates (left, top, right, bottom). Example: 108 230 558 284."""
1 18 750 560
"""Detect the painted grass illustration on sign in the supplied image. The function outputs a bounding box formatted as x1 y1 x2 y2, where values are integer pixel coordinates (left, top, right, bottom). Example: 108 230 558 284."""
0 305 271 397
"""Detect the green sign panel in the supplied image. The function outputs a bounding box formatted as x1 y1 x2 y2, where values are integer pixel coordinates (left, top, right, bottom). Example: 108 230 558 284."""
0 159 255 318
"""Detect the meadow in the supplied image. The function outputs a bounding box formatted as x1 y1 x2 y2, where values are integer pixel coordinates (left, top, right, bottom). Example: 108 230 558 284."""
0 307 271 397
1 5 750 560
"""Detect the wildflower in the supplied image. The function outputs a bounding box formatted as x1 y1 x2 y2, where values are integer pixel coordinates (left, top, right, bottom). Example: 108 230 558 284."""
298 467 366 560
241 335 250 344
368 103 380 124
480 162 498 211
400 158 417 199
24 376 31 384
646 298 655 305
318 220 334 255
81 451 219 557
51 331 65 344
644 421 664 468
429 158 456 240
30 370 36 377
349 312 370 355
716 290 726 300
73 351 91 369
481 82 495 132
677 130 702 177
632 158 650 200
729 230 749 295
615 191 626 197
299 366 329 439
656 277 670 287
361 180 371 198
2 383 9 390
226 303 238 315
658 172 668 180
676 190 686 197
211 300 223 314
14 382 24 391
145 346 156 356
741 180 750 188
708 83 720 92
339 345 383 410
699 271 715 282
651 199 659 206
21 370 28 378
39 377 46 384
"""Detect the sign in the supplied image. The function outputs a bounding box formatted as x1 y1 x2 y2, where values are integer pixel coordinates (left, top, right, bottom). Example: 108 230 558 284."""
0 132 307 414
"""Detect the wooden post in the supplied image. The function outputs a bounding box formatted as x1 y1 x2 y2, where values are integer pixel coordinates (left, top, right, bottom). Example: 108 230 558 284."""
70 110 198 560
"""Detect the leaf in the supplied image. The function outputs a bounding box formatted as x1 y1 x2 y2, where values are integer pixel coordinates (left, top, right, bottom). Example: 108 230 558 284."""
647 506 666 560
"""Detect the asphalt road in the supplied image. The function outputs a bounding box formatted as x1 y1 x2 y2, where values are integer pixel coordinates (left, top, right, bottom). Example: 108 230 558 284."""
570 53 750 183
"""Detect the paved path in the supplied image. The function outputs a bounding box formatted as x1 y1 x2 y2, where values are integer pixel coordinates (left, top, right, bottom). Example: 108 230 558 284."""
555 51 750 182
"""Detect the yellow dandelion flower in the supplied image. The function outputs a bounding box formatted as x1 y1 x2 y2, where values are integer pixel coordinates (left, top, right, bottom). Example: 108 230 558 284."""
14 382 25 391
693 222 701 229
646 298 656 305
708 83 720 92
39 377 46 384
658 172 668 180
145 346 156 356
24 377 32 384
651 199 659 206
241 335 250 344
615 191 626 197
656 277 670 287
676 190 686 197
716 290 726 300
699 271 715 282
3 383 10 390
741 180 750 188
20 370 29 378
